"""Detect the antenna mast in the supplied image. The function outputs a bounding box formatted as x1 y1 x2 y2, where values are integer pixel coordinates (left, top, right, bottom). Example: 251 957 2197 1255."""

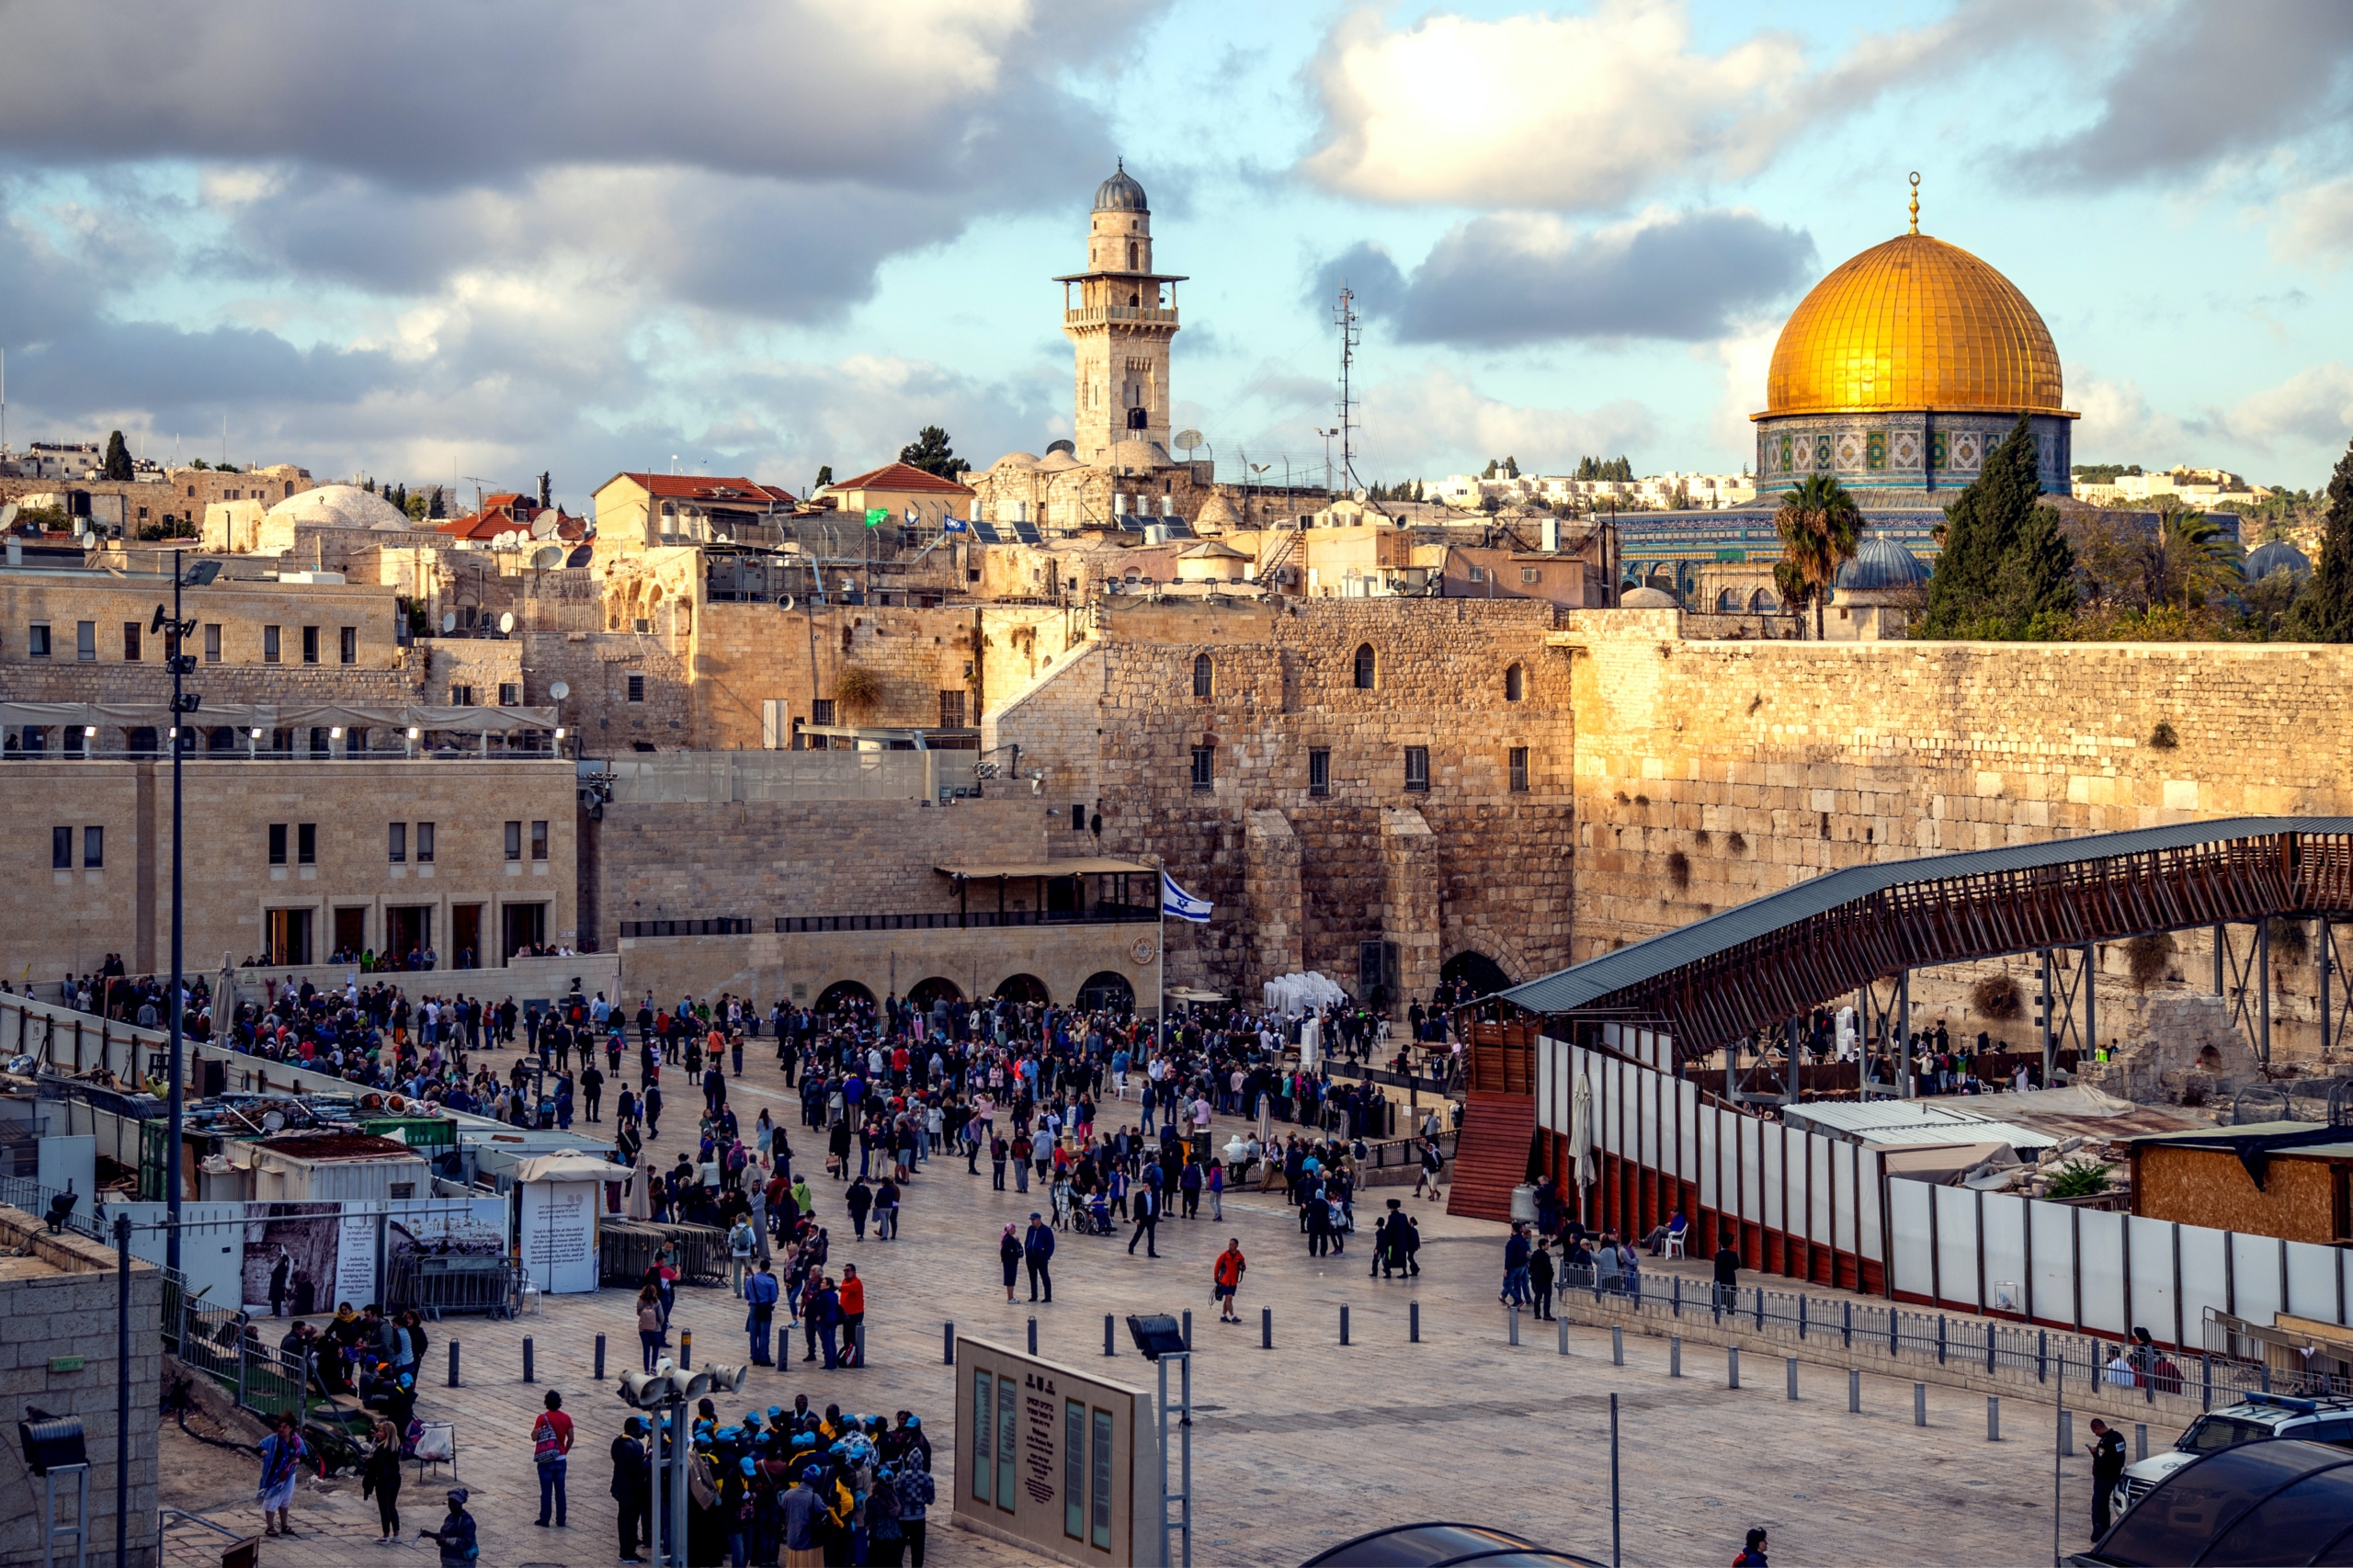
1333 286 1361 501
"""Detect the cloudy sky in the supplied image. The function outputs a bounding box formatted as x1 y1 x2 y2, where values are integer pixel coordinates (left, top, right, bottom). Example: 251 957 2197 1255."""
4 0 2353 510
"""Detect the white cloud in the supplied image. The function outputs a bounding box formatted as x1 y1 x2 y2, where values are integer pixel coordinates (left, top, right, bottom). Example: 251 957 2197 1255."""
2068 359 2353 471
2226 362 2353 449
1708 321 1780 457
2065 366 2204 461
1352 367 1655 476
2273 176 2353 264
1299 0 1996 211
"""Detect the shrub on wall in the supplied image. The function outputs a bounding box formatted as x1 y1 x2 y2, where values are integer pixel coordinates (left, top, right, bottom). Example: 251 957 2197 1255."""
1971 973 2023 1019
2124 932 2175 988
834 664 882 718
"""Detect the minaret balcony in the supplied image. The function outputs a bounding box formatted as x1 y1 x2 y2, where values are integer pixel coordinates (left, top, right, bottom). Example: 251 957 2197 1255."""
1064 303 1179 327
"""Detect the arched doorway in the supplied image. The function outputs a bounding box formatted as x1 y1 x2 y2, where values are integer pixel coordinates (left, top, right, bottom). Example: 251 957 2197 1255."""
814 980 875 1017
995 973 1049 1005
1075 971 1135 1014
208 726 237 753
125 726 158 756
1441 949 1512 1001
907 976 962 1011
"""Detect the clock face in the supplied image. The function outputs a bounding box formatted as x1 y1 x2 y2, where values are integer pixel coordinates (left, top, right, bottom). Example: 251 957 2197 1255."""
1130 937 1157 966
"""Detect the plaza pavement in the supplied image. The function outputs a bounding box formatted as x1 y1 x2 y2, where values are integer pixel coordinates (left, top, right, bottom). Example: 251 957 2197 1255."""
161 1062 2109 1566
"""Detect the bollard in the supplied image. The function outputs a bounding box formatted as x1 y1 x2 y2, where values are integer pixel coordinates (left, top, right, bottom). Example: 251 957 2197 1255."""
2039 1329 2049 1385
1848 1368 1860 1413
1786 1357 1797 1401
1672 1276 1681 1318
1558 1319 1570 1358
1988 1396 2000 1442
1937 1315 1948 1366
1612 1326 1623 1367
1104 1315 1116 1358
595 1334 607 1381
1028 1317 1038 1357
1799 1295 1808 1341
1262 1307 1272 1350
1339 1305 1350 1346
2135 1423 2148 1462
1670 1335 1682 1377
1183 1311 1192 1351
1728 1346 1741 1389
1915 1382 1927 1427
680 1330 692 1370
1410 1301 1420 1344
945 1322 957 1366
1843 1300 1852 1349
524 1336 535 1383
2059 1410 2074 1458
448 1341 460 1389
1507 1303 1519 1347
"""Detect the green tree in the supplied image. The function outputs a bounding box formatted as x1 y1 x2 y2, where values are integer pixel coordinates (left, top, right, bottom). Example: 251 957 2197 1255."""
405 491 430 522
1481 459 1498 479
813 464 835 493
189 458 210 472
1772 473 1863 639
2290 438 2353 641
1504 455 1519 479
898 426 971 479
101 430 132 481
2148 506 2242 611
1920 415 2073 637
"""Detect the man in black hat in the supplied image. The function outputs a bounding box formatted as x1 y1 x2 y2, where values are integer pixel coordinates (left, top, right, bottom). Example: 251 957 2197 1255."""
611 1417 652 1563
417 1487 477 1566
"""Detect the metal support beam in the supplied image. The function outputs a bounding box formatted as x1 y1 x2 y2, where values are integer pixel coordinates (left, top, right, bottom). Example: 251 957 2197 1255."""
2259 918 2271 1064
1897 969 1912 1100
2082 942 2097 1079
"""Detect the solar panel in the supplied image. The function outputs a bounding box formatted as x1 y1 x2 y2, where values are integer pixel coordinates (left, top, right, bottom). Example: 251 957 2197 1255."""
970 520 1003 544
1010 520 1043 545
1160 517 1195 539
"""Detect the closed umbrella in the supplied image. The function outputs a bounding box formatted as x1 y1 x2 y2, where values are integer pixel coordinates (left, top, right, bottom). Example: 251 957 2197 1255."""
625 1166 653 1221
1569 1072 1596 1218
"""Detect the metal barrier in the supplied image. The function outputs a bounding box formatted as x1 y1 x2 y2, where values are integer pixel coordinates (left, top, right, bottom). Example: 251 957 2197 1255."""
600 1219 731 1287
385 1254 522 1322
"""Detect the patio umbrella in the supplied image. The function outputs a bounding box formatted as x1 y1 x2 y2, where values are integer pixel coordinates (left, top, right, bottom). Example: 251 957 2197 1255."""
1569 1072 1596 1210
625 1166 653 1221
1256 1092 1273 1144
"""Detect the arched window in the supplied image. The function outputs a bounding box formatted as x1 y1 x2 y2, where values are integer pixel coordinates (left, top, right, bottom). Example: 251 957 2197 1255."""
1504 663 1525 702
1353 643 1377 690
1127 241 1138 270
1192 653 1212 699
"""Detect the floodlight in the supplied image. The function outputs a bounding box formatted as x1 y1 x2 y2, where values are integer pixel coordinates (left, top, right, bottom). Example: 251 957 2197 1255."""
406 727 421 740
17 1411 85 1475
82 727 97 738
1126 1313 1188 1361
249 728 264 740
182 561 222 587
329 727 343 739
553 728 565 740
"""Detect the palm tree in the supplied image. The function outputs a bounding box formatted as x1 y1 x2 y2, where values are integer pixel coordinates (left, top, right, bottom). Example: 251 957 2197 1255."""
1773 474 1865 639
2148 506 2243 611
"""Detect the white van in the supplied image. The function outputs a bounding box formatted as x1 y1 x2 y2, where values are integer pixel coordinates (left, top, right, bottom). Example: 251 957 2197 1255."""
2113 1394 2353 1515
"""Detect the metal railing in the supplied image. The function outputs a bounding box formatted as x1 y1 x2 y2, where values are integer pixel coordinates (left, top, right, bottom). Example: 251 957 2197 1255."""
775 906 1159 934
1548 1268 2341 1411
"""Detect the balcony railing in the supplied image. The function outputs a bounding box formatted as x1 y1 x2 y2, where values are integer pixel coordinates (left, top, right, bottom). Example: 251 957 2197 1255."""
1063 304 1178 327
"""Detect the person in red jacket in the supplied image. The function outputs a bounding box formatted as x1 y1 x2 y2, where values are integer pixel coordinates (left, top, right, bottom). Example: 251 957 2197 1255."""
1213 1239 1246 1324
838 1265 867 1368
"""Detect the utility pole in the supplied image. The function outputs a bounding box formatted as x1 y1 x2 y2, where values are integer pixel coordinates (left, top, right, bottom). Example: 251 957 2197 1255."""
1315 427 1337 497
1333 287 1362 503
157 551 215 1269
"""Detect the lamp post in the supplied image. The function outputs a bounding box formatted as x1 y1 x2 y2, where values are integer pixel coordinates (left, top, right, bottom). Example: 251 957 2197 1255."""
157 551 216 1270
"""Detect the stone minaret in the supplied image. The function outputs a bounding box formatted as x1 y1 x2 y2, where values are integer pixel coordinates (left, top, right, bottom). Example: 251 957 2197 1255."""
1058 161 1185 464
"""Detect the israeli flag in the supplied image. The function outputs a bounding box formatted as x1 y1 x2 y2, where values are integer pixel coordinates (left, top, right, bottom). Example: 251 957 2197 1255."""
1161 870 1212 924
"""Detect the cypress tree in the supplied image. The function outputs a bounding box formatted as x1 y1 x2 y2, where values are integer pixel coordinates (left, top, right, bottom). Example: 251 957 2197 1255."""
101 430 132 481
2290 439 2353 642
1920 415 2046 636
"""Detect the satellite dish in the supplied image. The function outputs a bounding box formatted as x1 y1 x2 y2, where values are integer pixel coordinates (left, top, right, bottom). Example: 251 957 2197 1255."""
529 517 558 539
775 595 795 612
0 504 17 528
498 611 516 634
548 680 570 701
439 611 457 633
530 543 565 570
1174 428 1204 455
260 1110 285 1132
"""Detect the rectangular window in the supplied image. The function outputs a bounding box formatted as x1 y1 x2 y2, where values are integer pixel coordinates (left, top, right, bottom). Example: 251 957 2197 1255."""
51 826 71 869
971 1373 994 1504
122 622 141 662
204 623 222 663
938 689 965 729
530 820 548 860
28 623 50 658
1404 745 1430 792
416 822 435 864
1510 745 1529 793
995 1369 1018 1511
498 682 520 707
338 626 357 665
1521 567 1541 585
1309 747 1330 798
505 821 522 861
1467 563 1485 583
626 673 645 703
1071 802 1086 832
809 698 834 725
76 621 96 661
296 824 315 865
262 625 280 665
82 825 100 868
1064 1401 1086 1540
389 823 406 864
1190 745 1213 791
1091 1407 1115 1550
449 685 475 707
267 824 288 866
301 625 319 665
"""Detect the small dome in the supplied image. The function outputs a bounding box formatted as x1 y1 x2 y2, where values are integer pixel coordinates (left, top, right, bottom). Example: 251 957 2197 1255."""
2245 540 2311 581
1619 586 1677 608
1035 449 1083 473
1834 536 1930 592
1093 160 1147 212
264 483 413 531
1193 494 1241 534
991 451 1040 471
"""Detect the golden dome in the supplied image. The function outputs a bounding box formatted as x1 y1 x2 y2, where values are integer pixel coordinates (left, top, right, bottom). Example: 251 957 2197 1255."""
1758 232 2066 418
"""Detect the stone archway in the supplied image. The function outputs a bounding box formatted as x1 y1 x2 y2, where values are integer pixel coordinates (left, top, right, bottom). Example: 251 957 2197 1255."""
1075 971 1135 1013
907 976 962 1011
1441 949 1514 1000
815 980 875 1017
995 973 1050 1005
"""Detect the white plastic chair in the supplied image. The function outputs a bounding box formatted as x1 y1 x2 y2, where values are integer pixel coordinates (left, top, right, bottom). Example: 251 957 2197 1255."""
1664 1232 1688 1260
517 1281 544 1317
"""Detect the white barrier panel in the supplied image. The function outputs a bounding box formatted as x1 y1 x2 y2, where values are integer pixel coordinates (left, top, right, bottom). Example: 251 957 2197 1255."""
2128 1215 2177 1346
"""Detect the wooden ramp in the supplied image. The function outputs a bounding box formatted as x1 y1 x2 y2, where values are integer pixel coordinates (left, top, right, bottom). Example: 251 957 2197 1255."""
1444 1091 1535 1222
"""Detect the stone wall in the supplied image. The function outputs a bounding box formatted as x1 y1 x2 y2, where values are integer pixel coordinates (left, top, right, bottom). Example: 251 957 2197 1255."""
613 924 1159 1015
988 597 1578 1004
1563 609 2353 1061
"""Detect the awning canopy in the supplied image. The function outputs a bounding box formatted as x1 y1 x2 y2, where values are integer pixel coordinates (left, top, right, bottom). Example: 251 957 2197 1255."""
0 700 560 733
936 858 1154 879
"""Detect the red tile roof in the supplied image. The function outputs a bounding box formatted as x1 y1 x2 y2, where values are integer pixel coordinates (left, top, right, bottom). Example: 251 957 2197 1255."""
608 472 796 505
829 461 975 497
